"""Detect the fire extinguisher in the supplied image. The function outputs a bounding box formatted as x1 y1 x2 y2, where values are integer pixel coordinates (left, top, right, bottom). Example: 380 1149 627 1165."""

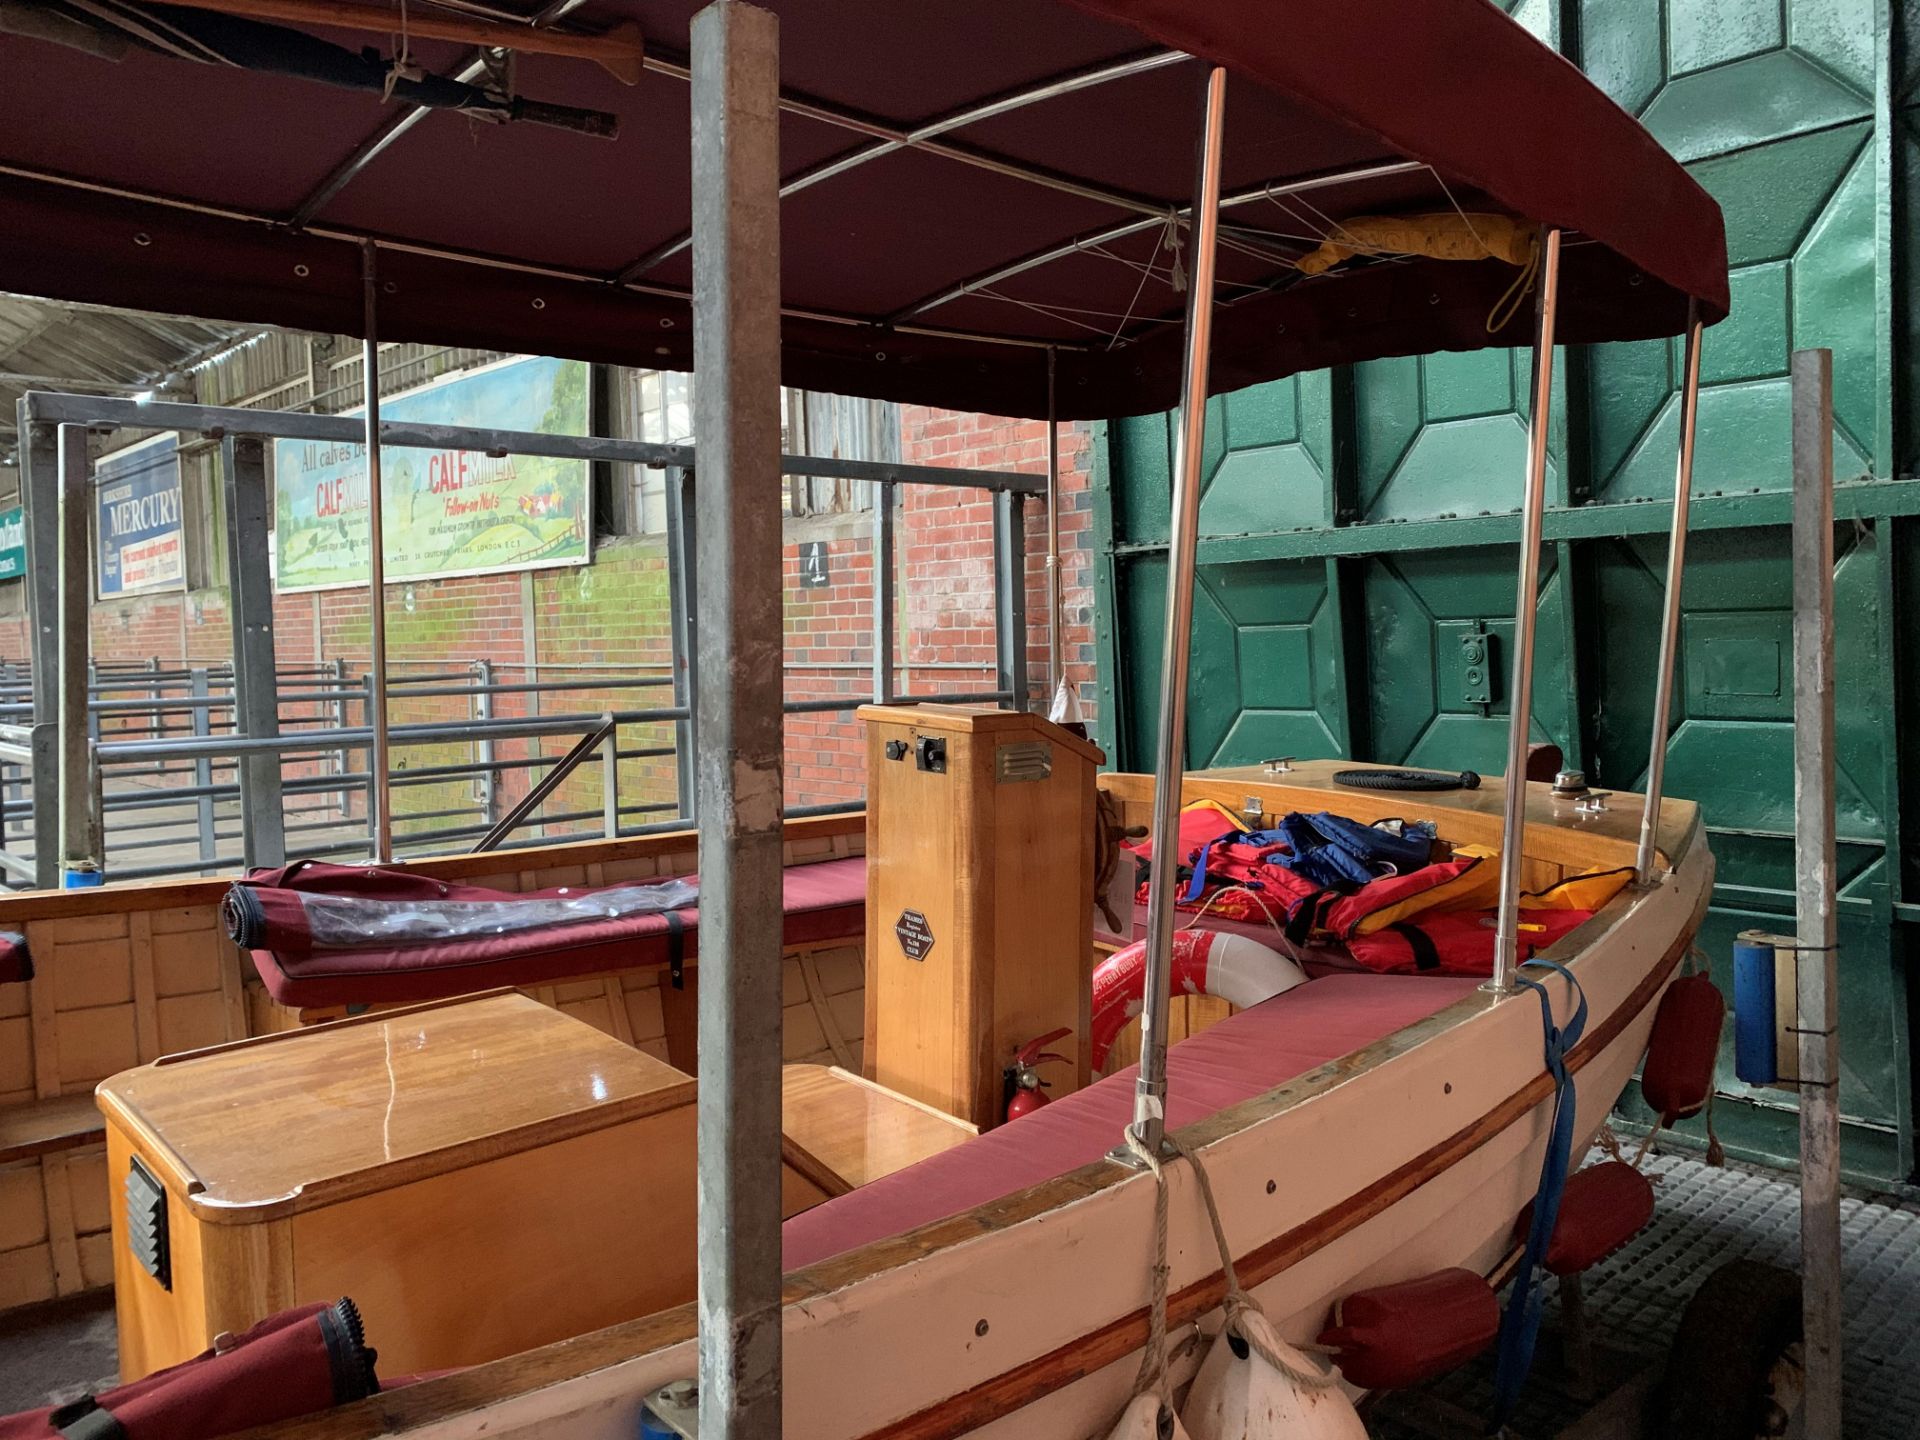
1004 1027 1073 1122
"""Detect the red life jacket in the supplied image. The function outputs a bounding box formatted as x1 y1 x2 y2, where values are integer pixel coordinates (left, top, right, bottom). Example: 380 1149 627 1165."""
1345 905 1596 975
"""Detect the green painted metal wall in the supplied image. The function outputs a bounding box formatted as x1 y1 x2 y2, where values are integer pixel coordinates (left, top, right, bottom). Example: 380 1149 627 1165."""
1091 0 1919 1185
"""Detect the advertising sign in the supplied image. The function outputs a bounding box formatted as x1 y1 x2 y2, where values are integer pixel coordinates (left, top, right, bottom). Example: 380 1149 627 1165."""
0 507 24 582
272 355 590 592
96 433 186 597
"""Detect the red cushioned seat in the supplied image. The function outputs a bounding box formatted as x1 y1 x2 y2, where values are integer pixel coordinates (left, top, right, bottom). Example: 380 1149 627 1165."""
1515 1160 1655 1276
249 857 865 1008
782 974 1481 1270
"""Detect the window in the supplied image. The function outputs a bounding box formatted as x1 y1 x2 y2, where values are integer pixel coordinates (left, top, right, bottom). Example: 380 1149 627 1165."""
616 369 898 532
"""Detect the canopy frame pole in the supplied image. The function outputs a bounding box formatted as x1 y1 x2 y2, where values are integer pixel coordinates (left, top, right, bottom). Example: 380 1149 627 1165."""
1790 347 1842 1440
1634 305 1704 885
1045 346 1063 698
689 3 787 1436
359 239 393 865
1128 65 1227 1157
1488 226 1563 995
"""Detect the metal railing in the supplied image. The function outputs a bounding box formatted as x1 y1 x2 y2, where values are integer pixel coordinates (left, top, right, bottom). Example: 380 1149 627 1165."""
10 387 1038 887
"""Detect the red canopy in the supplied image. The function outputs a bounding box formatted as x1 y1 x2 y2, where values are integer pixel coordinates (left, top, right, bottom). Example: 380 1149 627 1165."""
0 0 1726 419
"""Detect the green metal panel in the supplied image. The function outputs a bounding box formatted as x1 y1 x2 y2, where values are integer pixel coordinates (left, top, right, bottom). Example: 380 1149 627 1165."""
1100 0 1919 1184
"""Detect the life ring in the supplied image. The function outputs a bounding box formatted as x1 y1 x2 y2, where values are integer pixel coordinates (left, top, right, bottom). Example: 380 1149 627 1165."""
1090 930 1308 1071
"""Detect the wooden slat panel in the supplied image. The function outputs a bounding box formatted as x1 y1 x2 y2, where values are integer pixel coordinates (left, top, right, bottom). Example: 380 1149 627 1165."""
52 939 133 1011
130 911 162 1064
0 1161 47 1250
0 1018 32 1096
0 1241 55 1310
40 1152 83 1295
0 1094 105 1162
156 991 229 1057
152 928 226 998
55 1007 139 1091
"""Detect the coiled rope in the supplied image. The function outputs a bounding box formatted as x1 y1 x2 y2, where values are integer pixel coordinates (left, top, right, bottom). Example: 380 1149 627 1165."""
1121 1126 1342 1414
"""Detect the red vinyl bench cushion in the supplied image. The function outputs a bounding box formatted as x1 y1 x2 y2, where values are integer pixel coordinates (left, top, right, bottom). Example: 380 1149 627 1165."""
782 973 1480 1271
249 856 865 1008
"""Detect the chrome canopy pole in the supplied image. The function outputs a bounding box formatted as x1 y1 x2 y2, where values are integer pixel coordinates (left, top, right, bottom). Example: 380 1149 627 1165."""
1489 227 1563 994
1045 346 1063 698
360 239 393 864
1634 306 1704 885
1130 65 1226 1155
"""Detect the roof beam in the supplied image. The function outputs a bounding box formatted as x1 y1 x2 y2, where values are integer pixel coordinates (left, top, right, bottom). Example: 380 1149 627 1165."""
616 49 1189 283
887 159 1428 325
284 0 597 230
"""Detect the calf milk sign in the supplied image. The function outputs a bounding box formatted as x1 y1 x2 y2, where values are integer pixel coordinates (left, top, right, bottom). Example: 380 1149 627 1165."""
96 433 186 597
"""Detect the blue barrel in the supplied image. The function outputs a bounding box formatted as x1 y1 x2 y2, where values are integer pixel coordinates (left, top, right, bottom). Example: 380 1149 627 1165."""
1732 932 1778 1086
61 863 103 890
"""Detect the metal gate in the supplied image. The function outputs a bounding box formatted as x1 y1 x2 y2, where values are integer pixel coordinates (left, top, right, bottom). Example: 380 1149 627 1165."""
1092 0 1917 1186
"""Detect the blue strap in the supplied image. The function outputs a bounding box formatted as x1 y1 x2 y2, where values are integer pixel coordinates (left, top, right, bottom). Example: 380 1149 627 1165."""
1488 959 1588 1431
1181 834 1233 903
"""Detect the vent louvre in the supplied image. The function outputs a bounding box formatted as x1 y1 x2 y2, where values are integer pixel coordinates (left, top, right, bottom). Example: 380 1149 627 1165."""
125 1155 170 1291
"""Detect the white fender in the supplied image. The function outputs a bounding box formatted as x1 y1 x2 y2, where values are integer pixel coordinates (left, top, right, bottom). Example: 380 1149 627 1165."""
1180 1310 1367 1440
1106 1391 1192 1440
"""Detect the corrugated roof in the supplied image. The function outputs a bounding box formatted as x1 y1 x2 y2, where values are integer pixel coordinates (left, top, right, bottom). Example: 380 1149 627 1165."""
0 294 255 461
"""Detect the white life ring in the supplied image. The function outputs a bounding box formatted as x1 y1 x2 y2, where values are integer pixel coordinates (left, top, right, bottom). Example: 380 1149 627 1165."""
1090 930 1308 1070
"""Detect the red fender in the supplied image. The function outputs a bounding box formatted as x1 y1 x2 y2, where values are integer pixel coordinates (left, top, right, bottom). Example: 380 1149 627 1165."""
1089 930 1308 1071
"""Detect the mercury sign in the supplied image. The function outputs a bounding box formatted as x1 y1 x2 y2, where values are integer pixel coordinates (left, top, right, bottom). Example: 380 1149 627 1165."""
96 434 186 597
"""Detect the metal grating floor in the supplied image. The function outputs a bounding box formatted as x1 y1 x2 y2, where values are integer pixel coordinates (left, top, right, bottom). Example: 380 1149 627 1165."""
1374 1148 1920 1438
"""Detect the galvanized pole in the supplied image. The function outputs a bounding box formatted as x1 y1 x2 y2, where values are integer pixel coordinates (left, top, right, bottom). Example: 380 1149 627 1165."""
1044 347 1063 698
360 240 394 864
870 480 896 705
20 417 61 888
992 489 1028 709
1130 65 1227 1156
1489 227 1563 994
55 424 102 885
221 436 287 869
1635 306 1703 885
1790 348 1843 1440
689 3 785 1436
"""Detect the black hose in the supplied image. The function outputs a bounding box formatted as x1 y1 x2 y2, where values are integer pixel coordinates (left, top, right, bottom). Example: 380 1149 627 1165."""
1333 768 1481 792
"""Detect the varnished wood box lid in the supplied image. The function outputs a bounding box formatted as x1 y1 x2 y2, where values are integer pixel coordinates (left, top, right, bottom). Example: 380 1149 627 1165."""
856 702 1103 764
95 991 694 1224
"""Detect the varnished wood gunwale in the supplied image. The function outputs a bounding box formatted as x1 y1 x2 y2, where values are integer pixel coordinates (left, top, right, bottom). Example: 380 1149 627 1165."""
0 813 865 922
236 809 1707 1440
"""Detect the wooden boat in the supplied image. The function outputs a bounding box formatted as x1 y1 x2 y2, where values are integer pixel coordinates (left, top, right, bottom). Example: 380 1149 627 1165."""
0 0 1733 1434
0 757 1712 1434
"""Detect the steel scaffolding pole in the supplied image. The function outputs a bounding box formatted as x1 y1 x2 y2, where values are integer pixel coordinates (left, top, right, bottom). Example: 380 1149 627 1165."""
1790 348 1843 1440
1129 65 1227 1156
689 3 786 1435
56 424 101 884
1488 226 1564 995
221 436 287 868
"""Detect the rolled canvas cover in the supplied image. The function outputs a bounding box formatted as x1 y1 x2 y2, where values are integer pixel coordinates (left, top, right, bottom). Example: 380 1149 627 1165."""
227 857 865 1006
0 1299 377 1440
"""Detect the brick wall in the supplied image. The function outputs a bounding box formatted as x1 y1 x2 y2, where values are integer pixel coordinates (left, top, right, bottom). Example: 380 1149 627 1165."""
0 407 1097 867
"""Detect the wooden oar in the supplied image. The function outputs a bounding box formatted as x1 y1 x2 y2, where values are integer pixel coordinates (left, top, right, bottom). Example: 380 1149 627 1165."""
157 0 649 85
